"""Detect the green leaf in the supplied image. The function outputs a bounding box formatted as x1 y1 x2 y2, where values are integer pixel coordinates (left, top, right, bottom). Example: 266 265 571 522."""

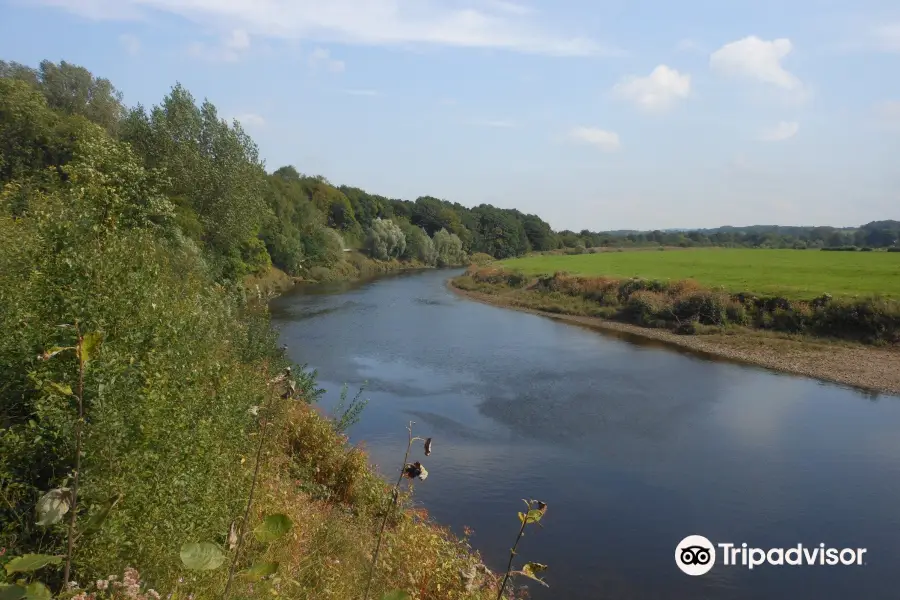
4 555 62 575
380 592 411 600
23 583 51 600
179 543 225 570
35 488 71 526
519 563 549 587
46 382 73 396
240 561 278 581
79 332 102 364
0 585 27 600
81 494 121 536
253 514 292 543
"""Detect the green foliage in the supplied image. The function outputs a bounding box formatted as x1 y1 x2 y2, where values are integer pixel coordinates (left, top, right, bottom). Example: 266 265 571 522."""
180 543 226 571
120 84 269 277
252 515 292 544
4 556 62 575
398 222 436 265
365 218 406 260
433 228 466 267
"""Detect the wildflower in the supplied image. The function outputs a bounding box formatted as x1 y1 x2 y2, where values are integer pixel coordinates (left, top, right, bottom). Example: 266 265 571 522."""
248 405 260 416
68 581 80 590
123 568 140 586
96 580 109 591
148 590 161 600
107 576 118 582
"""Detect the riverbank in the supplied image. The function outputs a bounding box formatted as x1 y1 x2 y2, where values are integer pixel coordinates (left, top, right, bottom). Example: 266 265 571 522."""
245 253 435 297
449 280 900 396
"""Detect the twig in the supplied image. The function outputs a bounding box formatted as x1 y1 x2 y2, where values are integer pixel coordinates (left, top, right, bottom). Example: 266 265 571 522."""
62 327 85 589
362 421 415 600
496 516 528 600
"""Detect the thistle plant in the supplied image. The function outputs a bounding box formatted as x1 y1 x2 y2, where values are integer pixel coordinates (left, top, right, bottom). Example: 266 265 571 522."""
362 422 432 600
496 500 549 600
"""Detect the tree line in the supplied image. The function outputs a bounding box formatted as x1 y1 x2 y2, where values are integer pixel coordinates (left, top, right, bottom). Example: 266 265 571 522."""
557 221 900 251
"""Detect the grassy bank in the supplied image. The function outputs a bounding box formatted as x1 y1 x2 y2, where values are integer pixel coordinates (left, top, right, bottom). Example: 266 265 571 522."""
457 266 900 345
499 248 900 299
450 271 900 395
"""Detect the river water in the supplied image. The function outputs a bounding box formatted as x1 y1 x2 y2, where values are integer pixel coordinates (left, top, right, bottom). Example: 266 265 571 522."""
270 269 900 600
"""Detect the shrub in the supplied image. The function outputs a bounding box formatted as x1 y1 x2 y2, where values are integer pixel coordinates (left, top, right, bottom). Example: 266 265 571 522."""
468 252 494 266
725 300 750 325
624 291 674 326
888 247 900 253
673 291 729 325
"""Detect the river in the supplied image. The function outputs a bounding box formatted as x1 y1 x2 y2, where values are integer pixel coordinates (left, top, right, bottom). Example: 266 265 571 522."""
270 269 900 600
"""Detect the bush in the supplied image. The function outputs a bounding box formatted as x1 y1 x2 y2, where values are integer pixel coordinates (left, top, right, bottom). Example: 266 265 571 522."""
725 300 750 325
888 247 900 253
673 291 729 325
624 291 673 326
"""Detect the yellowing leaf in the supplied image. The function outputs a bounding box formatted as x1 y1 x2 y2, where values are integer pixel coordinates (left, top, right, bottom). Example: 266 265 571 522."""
79 332 103 364
519 562 549 587
46 382 73 396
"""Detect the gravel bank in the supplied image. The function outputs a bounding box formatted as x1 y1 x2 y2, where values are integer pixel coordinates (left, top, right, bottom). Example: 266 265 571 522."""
449 283 900 397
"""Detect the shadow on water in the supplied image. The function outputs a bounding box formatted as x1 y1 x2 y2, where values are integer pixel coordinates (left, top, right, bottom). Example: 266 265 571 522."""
272 269 900 600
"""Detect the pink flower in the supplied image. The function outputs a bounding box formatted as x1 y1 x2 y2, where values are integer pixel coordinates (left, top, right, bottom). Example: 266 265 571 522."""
96 580 109 591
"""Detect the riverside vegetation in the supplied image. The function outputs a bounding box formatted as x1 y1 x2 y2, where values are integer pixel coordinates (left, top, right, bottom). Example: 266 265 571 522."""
454 266 900 344
0 59 554 600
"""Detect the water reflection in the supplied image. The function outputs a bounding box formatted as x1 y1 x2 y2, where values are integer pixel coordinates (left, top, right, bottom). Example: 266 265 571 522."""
271 269 900 600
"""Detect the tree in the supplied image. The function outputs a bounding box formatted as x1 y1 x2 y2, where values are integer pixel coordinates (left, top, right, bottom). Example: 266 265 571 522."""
433 228 465 267
399 221 436 265
120 84 270 277
365 218 406 260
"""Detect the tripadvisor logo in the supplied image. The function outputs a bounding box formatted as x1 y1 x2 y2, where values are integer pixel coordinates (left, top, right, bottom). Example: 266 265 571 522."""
675 535 868 575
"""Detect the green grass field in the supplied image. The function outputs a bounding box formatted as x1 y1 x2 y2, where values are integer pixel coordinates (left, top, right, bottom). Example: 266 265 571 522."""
498 248 900 299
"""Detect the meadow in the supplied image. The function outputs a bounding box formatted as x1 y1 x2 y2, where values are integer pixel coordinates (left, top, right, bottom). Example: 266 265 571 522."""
499 248 900 300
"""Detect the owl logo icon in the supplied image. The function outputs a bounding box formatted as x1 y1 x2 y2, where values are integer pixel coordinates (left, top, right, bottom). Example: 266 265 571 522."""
676 535 716 576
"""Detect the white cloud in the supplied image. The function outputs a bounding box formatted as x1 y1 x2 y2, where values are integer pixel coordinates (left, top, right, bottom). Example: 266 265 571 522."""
232 113 266 127
612 65 691 112
757 121 799 141
118 33 140 55
226 28 251 50
710 36 802 91
309 47 345 72
188 29 251 62
344 89 380 96
30 0 617 57
873 23 900 52
483 0 536 16
568 127 620 151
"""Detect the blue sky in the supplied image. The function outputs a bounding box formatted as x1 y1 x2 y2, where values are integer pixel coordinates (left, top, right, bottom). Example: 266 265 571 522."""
1 0 899 230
